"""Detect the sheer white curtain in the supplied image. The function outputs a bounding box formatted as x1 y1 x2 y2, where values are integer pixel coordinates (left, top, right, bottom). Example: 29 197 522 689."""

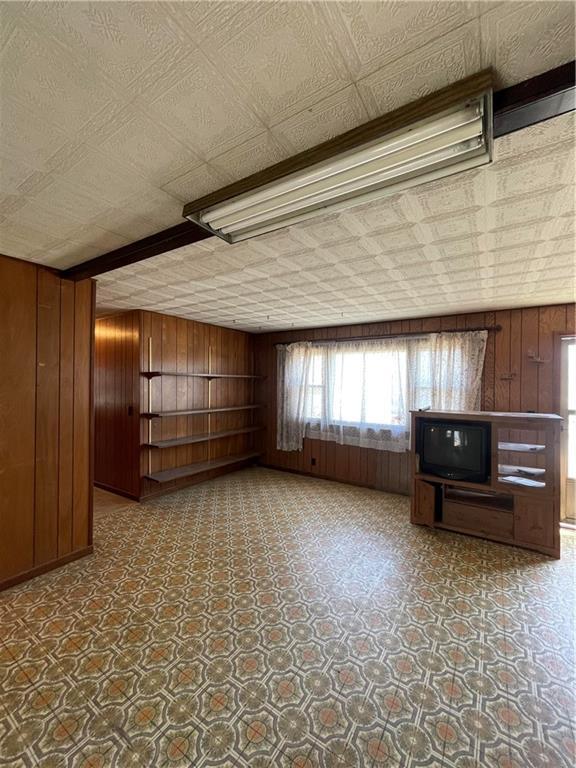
277 331 487 453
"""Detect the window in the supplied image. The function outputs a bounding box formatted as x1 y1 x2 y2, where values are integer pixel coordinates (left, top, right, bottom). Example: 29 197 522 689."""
277 331 487 453
302 346 407 428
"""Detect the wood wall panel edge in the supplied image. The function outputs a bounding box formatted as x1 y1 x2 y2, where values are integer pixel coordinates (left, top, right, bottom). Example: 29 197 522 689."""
0 256 37 582
34 269 61 565
0 254 94 590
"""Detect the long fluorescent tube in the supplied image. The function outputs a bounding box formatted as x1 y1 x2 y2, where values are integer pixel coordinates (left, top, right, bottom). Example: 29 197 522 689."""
206 106 481 227
185 93 492 243
218 134 482 235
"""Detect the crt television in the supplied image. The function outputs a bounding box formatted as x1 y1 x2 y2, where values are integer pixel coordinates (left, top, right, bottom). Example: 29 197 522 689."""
416 419 491 483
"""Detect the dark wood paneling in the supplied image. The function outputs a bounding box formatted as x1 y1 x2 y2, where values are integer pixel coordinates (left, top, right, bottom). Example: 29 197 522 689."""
96 310 256 500
58 280 75 557
255 304 575 496
139 312 256 498
35 269 61 565
72 280 94 550
94 311 140 498
0 255 94 590
0 256 37 582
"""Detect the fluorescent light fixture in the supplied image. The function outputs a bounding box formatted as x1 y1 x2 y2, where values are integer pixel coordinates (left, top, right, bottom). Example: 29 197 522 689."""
185 93 492 243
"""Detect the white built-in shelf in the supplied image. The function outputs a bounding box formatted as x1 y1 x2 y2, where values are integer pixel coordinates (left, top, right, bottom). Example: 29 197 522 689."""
145 452 260 483
143 426 261 449
498 442 545 453
498 464 545 477
142 405 261 419
499 475 546 488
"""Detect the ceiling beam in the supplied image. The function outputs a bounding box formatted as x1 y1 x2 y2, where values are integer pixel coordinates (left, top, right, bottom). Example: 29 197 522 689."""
62 64 574 281
493 60 575 137
61 221 211 281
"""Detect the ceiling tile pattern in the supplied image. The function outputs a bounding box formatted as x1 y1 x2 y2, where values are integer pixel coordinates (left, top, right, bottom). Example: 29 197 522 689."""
96 112 576 332
0 1 574 268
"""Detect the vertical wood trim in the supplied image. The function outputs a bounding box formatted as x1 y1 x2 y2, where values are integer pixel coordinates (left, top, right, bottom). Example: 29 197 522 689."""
520 307 540 412
88 280 96 545
0 256 37 582
58 280 75 557
483 311 496 411
34 269 61 565
494 310 511 411
72 279 93 550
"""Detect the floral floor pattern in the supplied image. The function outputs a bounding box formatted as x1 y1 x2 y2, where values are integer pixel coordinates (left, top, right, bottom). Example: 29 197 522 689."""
1 467 575 767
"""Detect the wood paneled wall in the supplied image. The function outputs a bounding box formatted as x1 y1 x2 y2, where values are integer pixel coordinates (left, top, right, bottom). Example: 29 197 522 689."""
94 310 256 500
254 304 575 495
0 254 95 590
94 311 141 498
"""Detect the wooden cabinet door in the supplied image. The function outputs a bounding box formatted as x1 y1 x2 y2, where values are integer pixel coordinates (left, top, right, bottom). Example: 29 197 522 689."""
514 497 554 549
411 480 436 526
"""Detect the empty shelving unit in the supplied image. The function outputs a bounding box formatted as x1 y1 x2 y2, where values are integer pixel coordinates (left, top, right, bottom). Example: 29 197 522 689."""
94 310 262 500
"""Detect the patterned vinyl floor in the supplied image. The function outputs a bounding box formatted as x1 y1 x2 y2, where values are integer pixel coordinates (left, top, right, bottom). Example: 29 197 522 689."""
1 467 575 768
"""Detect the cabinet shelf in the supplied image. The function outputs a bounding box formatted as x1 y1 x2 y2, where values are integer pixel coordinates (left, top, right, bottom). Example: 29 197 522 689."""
414 473 493 492
498 464 545 477
143 426 261 449
499 475 546 489
142 405 261 419
498 441 545 453
141 371 261 380
444 487 514 512
145 452 260 483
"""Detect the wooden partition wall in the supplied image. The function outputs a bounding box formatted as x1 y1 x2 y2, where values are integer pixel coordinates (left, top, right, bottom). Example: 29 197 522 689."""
0 254 95 590
95 310 258 500
254 303 575 496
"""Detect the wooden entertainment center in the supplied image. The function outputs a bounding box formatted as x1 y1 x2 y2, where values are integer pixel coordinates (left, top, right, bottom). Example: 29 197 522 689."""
411 410 562 558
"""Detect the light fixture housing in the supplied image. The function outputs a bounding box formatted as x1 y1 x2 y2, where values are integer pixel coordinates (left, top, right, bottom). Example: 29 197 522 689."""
184 79 493 243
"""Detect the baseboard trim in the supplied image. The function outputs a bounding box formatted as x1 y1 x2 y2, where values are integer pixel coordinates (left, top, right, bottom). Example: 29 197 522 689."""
258 463 410 496
0 546 94 592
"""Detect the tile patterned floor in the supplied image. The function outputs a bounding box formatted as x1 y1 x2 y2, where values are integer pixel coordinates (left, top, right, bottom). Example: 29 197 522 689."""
1 467 575 768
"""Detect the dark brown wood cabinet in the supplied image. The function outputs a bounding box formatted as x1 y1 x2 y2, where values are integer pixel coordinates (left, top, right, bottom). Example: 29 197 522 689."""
0 254 95 591
411 480 436 526
410 410 562 557
95 310 260 500
514 496 555 549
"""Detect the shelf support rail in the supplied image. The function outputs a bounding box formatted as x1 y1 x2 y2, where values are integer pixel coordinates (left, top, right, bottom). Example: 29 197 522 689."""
208 346 212 463
147 337 153 475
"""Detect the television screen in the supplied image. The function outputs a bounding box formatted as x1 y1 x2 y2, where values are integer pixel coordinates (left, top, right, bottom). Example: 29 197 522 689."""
418 420 490 482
